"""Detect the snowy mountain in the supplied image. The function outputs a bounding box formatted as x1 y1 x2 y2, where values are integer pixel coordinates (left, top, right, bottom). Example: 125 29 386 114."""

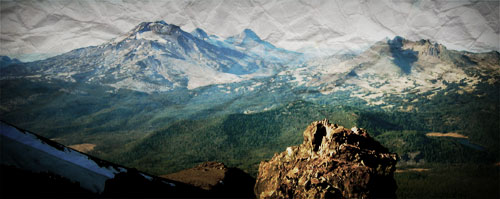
2 1 498 63
3 20 497 100
1 22 498 113
0 56 22 67
1 21 302 93
1 19 498 109
225 29 302 63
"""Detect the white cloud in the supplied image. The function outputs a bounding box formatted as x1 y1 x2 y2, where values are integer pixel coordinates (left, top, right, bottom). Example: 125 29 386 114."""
0 0 498 61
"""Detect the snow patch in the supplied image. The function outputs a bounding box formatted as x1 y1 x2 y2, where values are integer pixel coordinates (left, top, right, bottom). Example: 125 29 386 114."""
140 173 154 181
136 31 168 44
0 123 119 179
162 181 176 187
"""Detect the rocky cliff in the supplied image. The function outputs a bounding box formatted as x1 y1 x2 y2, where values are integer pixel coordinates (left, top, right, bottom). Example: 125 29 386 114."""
254 119 398 198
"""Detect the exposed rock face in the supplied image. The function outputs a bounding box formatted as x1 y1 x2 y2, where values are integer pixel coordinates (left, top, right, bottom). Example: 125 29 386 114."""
255 119 398 199
415 39 444 58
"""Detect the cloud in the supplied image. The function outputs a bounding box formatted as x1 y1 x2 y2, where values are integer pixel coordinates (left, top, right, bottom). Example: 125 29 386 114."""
0 0 498 61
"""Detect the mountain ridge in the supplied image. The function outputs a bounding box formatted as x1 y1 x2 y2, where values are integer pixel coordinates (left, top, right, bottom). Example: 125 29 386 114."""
1 22 498 110
1 21 306 93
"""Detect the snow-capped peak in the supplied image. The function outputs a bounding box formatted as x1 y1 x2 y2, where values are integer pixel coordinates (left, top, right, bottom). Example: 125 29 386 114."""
191 28 209 40
132 21 181 36
111 20 183 43
241 29 262 42
6 20 302 93
225 28 266 47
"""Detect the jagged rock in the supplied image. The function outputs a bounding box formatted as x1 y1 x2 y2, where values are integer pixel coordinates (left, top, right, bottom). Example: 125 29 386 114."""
255 119 398 199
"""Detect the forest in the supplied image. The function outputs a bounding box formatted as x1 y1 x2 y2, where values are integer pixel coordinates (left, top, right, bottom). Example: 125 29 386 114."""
1 75 499 198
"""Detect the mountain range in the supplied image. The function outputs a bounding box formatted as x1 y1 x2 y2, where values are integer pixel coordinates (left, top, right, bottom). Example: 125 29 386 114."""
0 20 499 197
2 21 497 100
1 21 301 93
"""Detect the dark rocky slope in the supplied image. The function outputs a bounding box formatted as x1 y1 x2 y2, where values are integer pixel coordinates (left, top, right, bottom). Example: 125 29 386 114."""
162 161 255 198
0 121 207 198
0 121 255 198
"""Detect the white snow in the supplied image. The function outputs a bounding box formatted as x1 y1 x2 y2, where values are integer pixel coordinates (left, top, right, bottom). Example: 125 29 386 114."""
140 173 154 181
0 123 118 179
0 122 167 193
165 59 242 90
162 181 176 187
136 31 168 44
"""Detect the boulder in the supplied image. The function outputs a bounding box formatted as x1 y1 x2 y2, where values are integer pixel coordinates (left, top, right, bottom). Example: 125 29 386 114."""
255 119 398 198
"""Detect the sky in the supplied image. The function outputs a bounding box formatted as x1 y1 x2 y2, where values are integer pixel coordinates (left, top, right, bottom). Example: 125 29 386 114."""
0 0 499 62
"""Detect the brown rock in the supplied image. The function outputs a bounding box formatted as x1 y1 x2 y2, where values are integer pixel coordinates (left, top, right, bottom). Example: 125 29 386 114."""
162 161 255 198
162 162 226 191
254 120 398 199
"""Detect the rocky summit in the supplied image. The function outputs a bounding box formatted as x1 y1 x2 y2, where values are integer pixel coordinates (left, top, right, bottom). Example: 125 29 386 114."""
254 119 398 198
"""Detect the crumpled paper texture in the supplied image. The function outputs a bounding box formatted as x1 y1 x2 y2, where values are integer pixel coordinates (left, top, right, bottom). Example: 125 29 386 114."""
0 0 499 61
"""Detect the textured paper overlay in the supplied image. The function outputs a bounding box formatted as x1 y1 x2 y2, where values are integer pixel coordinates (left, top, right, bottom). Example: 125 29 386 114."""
0 0 499 61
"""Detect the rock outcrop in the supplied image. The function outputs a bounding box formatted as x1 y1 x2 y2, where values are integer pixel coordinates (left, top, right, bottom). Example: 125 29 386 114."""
255 119 398 198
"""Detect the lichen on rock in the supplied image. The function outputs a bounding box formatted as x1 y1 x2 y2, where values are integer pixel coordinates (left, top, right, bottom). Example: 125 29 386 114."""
254 119 398 198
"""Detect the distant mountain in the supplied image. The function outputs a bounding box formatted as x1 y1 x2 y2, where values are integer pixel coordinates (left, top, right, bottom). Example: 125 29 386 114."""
1 21 302 93
4 19 496 100
0 55 21 67
225 29 302 63
294 36 500 107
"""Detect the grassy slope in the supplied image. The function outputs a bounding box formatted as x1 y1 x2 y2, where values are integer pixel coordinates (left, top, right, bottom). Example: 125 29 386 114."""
112 100 357 176
395 164 500 198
